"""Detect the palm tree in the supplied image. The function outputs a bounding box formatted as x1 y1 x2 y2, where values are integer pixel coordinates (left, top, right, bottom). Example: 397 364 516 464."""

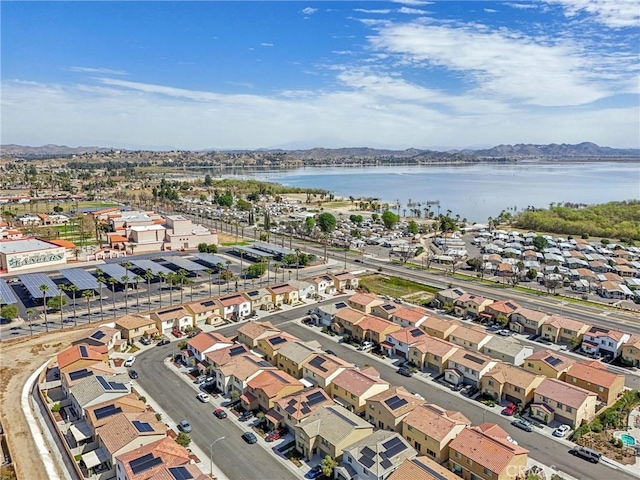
157 272 166 307
144 269 154 308
205 268 214 297
26 309 34 336
133 275 142 312
178 269 188 304
58 285 66 330
82 290 94 323
216 263 224 296
96 275 106 321
295 248 301 280
107 277 118 313
39 284 50 332
166 272 176 304
121 274 130 314
66 284 79 326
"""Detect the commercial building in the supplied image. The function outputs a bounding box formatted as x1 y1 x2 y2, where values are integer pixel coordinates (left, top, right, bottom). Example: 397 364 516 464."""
0 237 67 273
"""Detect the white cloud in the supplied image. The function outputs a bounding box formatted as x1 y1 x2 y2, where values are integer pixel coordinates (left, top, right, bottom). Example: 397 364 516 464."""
504 3 538 9
391 0 433 5
543 0 640 28
261 43 274 47
68 66 127 75
484 8 498 13
353 9 392 14
301 7 317 15
397 7 429 15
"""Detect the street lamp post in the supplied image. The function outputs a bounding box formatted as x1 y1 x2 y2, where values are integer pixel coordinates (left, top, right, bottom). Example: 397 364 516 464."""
210 436 226 475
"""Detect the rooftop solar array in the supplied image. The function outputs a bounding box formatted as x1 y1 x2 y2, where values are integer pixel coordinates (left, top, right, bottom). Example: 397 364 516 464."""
0 279 18 304
545 355 563 367
19 273 60 299
269 336 286 346
335 302 347 309
130 259 173 276
191 252 231 267
96 376 128 391
463 353 485 365
229 346 247 356
129 453 162 475
60 268 104 291
79 345 89 358
91 330 106 340
232 245 274 258
306 391 327 406
252 242 294 256
96 264 130 283
162 256 207 272
384 396 409 411
383 436 408 458
132 420 154 432
169 466 194 480
410 329 425 338
309 357 328 372
68 369 93 381
94 404 122 420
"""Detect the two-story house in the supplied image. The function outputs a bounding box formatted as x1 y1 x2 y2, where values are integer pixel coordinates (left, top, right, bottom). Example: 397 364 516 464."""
218 293 252 319
530 378 598 427
275 341 322 378
243 287 275 312
509 307 550 336
268 283 300 306
330 367 390 414
272 387 334 433
370 302 399 321
185 299 224 327
522 350 576 380
302 353 355 392
408 336 459 375
480 363 545 406
352 315 402 345
444 350 497 387
76 327 125 353
454 293 493 319
242 369 305 413
114 314 158 342
256 331 300 364
391 306 428 329
448 326 493 352
184 332 234 368
313 275 337 296
580 325 630 358
57 344 109 374
348 292 384 314
481 337 534 366
217 352 276 396
621 336 640 367
564 361 625 406
483 300 521 322
332 307 367 336
236 320 281 349
331 271 359 291
539 315 591 346
383 327 429 358
150 306 192 335
419 316 460 340
365 386 424 432
433 287 466 309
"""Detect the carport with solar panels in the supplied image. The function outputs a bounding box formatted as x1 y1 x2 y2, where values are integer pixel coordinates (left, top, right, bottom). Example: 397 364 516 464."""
191 252 234 269
59 268 106 295
128 259 174 278
96 263 131 291
18 273 60 303
0 278 19 305
161 256 207 278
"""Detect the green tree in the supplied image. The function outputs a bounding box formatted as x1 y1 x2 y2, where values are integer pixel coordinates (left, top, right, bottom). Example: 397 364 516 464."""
204 174 213 186
371 213 379 222
439 215 457 234
526 268 538 281
496 313 509 327
532 236 548 251
349 214 363 225
39 284 50 332
0 304 18 321
321 455 338 477
381 210 399 229
217 194 233 207
407 220 419 234
304 216 315 235
47 295 67 311
236 199 252 211
245 262 267 278
175 432 191 447
317 212 337 234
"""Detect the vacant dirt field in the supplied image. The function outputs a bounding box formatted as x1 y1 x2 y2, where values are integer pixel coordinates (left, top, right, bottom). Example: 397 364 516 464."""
1 326 91 480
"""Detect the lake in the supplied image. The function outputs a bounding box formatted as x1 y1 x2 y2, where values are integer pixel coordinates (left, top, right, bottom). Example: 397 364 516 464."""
224 162 640 223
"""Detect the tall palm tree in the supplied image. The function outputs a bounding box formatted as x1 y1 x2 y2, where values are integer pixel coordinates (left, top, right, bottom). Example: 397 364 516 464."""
39 284 50 332
166 272 176 304
216 263 224 296
96 275 106 321
121 274 130 314
133 275 142 312
157 272 166 307
66 284 79 326
295 248 301 280
26 309 34 336
177 269 188 304
58 285 66 329
144 269 154 308
82 290 94 323
205 268 214 297
107 277 118 313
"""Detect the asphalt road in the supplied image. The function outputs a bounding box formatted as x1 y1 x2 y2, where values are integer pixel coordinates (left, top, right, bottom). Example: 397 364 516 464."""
134 343 297 480
212 307 634 480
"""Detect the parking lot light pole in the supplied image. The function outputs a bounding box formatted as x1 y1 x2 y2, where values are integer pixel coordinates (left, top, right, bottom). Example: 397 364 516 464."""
210 436 226 475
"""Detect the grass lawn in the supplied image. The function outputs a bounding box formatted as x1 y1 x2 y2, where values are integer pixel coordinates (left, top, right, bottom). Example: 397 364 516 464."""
359 274 440 298
5 200 119 215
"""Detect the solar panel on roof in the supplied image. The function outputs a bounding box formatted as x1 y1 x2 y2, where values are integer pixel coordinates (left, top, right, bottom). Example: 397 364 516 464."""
91 331 106 340
309 357 327 370
129 453 162 475
233 245 275 258
382 304 395 311
18 273 60 299
301 405 311 415
202 300 216 307
192 252 237 266
463 354 485 365
229 346 246 356
94 404 122 420
410 329 425 337
258 360 272 368
68 369 93 381
545 356 563 367
79 345 88 357
383 437 407 458
361 446 375 459
306 391 326 406
159 306 184 315
132 420 154 432
359 454 376 469
380 459 393 469
246 290 259 297
0 279 18 304
270 336 286 346
97 264 129 283
109 381 128 390
505 302 518 310
60 268 104 291
162 257 207 272
97 376 112 391
384 396 409 411
169 466 194 480
129 259 173 276
335 302 347 309
285 405 297 415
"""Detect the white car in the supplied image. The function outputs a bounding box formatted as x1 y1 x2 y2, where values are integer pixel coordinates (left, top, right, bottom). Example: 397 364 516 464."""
196 393 210 403
497 329 512 337
553 425 571 437
357 341 374 351
123 356 136 367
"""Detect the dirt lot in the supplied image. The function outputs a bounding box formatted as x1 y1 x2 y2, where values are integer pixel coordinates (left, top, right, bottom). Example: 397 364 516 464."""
0 326 91 480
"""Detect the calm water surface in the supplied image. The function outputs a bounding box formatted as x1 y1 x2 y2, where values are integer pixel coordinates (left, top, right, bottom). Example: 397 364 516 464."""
225 162 640 222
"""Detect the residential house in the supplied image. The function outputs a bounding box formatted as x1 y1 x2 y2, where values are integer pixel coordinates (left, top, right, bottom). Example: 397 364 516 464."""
309 301 349 327
205 343 251 387
272 387 334 432
150 306 192 335
408 337 459 375
401 404 470 464
530 378 598 427
294 405 374 462
114 436 202 480
621 336 640 367
444 350 497 387
564 361 625 406
453 293 493 319
348 292 384 314
313 275 337 296
217 293 252 319
185 331 233 367
433 287 466 309
236 320 280 349
256 331 300 364
185 299 224 327
337 431 416 480
387 456 459 480
509 308 550 336
268 283 300 306
84 393 147 430
288 279 316 300
302 353 355 392
391 306 429 329
483 300 520 322
365 386 424 432
480 363 545 406
540 315 591 346
580 325 630 358
353 315 402 346
242 288 274 312
522 350 576 380
419 316 460 340
481 337 534 366
331 271 359 291
69 374 131 419
114 314 158 342
383 327 429 358
331 367 390 414
60 363 115 398
76 327 126 353
370 302 399 320
216 352 275 396
448 325 493 351
57 344 108 374
275 341 321 378
242 369 305 412
448 426 529 480
332 307 367 335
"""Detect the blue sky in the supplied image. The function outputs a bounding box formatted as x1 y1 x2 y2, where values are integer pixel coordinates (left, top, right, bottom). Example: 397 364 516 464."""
2 1 639 150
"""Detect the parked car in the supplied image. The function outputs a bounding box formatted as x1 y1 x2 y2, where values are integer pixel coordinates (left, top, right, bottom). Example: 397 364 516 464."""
187 330 200 338
325 350 336 356
196 393 210 403
569 446 601 463
157 337 170 346
128 370 139 379
462 385 479 397
397 366 413 377
511 419 533 432
178 419 192 433
241 432 258 444
172 328 184 338
123 356 136 367
305 466 323 479
553 425 571 437
357 341 374 351
501 403 517 416
140 337 151 345
266 427 288 442
213 408 227 419
498 329 512 336
239 410 255 422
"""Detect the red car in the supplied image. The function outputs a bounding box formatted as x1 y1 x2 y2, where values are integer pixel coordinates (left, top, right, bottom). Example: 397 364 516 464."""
501 403 517 416
172 328 184 338
266 427 287 442
213 408 227 419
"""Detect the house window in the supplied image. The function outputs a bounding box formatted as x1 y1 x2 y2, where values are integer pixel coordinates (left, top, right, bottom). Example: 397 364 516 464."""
557 403 563 410
527 362 533 368
351 394 356 399
427 449 436 458
414 441 421 451
433 355 440 361
488 380 494 387
347 456 352 463
598 386 604 392
514 386 522 393
483 468 493 477
572 377 577 383
408 425 414 432
566 406 573 413
466 458 472 466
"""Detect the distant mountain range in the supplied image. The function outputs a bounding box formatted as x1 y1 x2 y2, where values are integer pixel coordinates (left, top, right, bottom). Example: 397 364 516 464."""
1 142 638 160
